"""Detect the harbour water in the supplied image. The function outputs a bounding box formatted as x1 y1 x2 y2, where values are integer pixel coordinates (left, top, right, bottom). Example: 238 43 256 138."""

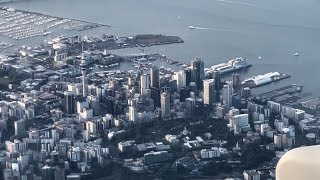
4 0 320 97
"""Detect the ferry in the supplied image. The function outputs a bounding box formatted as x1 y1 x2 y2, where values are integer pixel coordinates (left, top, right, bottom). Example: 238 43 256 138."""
205 57 251 75
242 72 291 88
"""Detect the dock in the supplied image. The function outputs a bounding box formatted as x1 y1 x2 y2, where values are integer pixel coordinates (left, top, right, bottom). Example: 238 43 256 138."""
255 84 303 102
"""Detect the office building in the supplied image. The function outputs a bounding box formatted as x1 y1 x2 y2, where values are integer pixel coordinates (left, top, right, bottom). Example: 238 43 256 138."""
184 68 192 87
172 70 186 92
129 106 138 122
150 67 159 89
185 98 195 117
203 79 215 106
55 167 66 180
140 74 150 97
213 70 221 102
144 151 169 165
161 92 170 118
191 57 204 90
179 87 191 102
223 84 232 109
14 120 25 136
232 73 241 94
150 87 160 108
64 92 75 114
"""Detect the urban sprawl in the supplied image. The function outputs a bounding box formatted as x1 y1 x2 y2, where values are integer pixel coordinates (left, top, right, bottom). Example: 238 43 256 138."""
0 8 319 180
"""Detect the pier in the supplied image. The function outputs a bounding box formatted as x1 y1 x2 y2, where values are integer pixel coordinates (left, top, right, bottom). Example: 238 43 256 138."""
255 84 303 102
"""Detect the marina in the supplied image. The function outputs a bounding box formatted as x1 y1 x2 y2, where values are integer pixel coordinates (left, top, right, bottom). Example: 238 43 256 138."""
0 7 109 40
242 72 291 89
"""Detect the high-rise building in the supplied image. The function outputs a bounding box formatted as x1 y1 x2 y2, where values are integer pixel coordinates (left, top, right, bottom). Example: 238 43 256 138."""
80 53 88 98
129 106 138 122
140 74 150 97
185 97 196 117
54 167 66 180
179 87 191 102
172 70 186 92
232 73 241 94
191 57 205 90
136 70 142 94
223 84 232 109
14 120 25 136
242 87 251 99
150 87 160 108
213 70 221 102
161 92 170 118
150 67 159 89
184 68 192 87
64 92 75 114
203 79 215 106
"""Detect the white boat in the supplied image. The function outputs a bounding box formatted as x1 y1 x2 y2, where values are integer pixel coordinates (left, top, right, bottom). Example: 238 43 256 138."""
188 26 195 29
293 53 300 56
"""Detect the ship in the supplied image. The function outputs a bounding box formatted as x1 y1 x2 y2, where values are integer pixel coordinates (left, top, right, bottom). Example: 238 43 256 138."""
242 71 291 88
205 57 251 76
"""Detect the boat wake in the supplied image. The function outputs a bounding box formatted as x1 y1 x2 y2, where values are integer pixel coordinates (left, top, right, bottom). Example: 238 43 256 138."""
189 25 231 32
215 0 257 7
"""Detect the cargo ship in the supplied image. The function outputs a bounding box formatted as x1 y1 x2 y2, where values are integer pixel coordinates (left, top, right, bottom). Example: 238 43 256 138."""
205 57 251 76
242 72 291 88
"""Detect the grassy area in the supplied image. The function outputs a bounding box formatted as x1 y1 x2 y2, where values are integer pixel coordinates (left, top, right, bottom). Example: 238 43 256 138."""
0 77 12 90
0 77 12 85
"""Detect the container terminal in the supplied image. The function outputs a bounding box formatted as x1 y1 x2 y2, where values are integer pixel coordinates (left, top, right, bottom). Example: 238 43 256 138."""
254 84 303 102
242 71 291 89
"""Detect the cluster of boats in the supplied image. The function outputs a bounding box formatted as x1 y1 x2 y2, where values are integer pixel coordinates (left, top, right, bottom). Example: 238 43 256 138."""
0 8 91 40
0 41 13 50
93 63 120 69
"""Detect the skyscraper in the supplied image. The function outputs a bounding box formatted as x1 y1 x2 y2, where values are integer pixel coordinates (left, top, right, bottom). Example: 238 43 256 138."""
140 74 150 97
203 79 215 106
213 70 221 102
191 57 205 90
80 53 88 98
150 87 160 108
150 67 159 89
223 84 232 109
161 92 170 118
129 106 138 122
64 92 75 114
14 120 25 136
172 70 186 92
232 73 241 94
184 68 192 87
185 97 196 117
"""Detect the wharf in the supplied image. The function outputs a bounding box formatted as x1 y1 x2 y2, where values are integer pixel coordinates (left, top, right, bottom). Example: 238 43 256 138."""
70 34 183 54
255 84 303 102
